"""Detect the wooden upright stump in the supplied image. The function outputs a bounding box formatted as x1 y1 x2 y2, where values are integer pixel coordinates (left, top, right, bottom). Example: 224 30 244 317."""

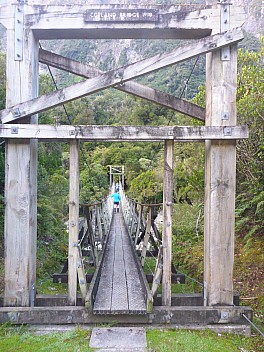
204 45 238 306
162 140 174 306
4 18 39 307
68 140 80 305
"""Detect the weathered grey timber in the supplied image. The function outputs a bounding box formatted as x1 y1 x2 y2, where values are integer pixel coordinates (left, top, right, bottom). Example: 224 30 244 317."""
52 272 185 285
0 124 249 141
39 48 205 121
68 140 80 305
0 3 245 39
0 293 240 308
204 5 239 305
3 19 39 307
92 212 148 314
0 305 252 325
0 29 244 124
162 140 174 306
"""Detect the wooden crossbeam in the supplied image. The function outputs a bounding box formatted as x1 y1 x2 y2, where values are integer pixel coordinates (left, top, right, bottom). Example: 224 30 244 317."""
0 124 248 141
39 48 205 121
0 29 243 124
7 3 245 40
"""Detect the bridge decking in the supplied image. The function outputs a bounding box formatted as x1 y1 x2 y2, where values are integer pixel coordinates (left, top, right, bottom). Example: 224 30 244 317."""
93 212 147 314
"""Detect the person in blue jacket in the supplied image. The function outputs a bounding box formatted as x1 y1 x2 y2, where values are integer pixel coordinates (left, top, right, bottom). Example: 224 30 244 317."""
110 191 121 213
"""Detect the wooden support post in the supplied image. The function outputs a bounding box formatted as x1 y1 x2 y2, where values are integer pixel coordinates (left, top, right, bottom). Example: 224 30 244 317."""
95 205 103 242
151 247 163 298
109 166 113 188
100 203 106 239
162 140 174 306
134 205 143 246
141 208 152 268
129 201 138 239
68 140 80 306
76 245 88 301
122 165 125 189
4 17 39 307
86 207 98 267
102 202 109 234
204 44 238 306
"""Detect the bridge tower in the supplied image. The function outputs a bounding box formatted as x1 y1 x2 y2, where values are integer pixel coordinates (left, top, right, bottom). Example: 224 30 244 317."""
0 0 252 328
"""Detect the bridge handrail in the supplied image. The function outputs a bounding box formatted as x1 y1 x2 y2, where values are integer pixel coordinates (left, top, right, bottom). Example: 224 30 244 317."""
79 194 113 268
119 190 166 298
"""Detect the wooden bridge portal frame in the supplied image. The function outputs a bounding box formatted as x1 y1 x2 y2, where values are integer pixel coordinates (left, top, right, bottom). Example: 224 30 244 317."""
0 0 252 326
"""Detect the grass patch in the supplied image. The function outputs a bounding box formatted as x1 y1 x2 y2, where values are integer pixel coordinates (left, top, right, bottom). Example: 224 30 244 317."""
0 325 93 352
36 278 68 295
147 329 263 352
0 326 262 352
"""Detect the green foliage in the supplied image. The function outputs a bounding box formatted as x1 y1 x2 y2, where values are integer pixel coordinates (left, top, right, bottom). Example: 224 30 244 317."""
147 329 263 352
0 28 263 301
235 39 264 239
192 39 264 246
37 142 69 277
80 163 109 203
0 326 262 352
174 143 205 204
172 203 204 282
129 169 163 203
0 325 93 352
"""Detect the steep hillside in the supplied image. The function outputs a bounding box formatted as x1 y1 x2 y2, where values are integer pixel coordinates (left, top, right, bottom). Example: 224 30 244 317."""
234 0 264 37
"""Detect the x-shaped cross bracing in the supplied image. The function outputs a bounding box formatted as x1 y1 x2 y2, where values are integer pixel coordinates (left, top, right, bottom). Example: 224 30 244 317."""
0 28 243 124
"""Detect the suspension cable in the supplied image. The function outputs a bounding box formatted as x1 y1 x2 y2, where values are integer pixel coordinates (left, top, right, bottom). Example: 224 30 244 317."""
173 269 203 287
146 55 200 170
39 43 73 126
39 42 91 169
242 313 264 338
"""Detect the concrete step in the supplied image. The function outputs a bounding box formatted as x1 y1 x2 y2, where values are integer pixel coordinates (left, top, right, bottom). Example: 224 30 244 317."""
89 327 147 351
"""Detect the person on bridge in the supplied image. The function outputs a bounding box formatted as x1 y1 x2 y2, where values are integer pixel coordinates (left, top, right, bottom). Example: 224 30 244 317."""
110 191 121 213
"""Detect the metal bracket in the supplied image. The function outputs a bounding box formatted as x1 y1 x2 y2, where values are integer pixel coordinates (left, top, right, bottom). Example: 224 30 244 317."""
219 1 231 61
77 261 83 268
221 111 229 120
224 127 232 136
11 126 19 134
15 4 24 61
203 281 207 306
12 108 21 118
69 127 81 137
30 283 35 307
220 310 229 322
7 312 18 323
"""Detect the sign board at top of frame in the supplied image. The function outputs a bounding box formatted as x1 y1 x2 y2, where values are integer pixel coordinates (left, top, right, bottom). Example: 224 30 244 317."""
84 9 158 23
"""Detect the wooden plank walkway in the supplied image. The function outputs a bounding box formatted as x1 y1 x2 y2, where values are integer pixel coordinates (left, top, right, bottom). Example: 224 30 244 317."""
93 212 147 314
